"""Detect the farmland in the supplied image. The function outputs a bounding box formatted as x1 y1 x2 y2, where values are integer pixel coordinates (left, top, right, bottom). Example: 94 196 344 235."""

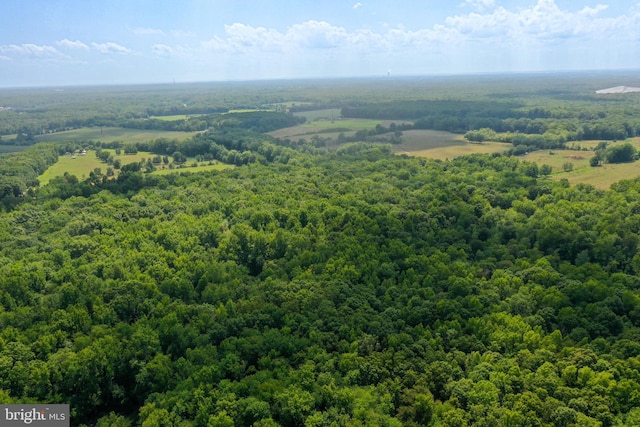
4 74 640 426
38 149 234 185
35 126 197 144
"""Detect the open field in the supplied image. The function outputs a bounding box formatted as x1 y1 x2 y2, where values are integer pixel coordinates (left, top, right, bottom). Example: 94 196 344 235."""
39 152 107 184
153 163 234 175
269 117 411 140
38 149 233 185
293 108 342 121
150 114 198 121
522 146 640 189
557 162 640 189
35 127 198 143
521 150 591 173
0 144 28 154
392 130 511 159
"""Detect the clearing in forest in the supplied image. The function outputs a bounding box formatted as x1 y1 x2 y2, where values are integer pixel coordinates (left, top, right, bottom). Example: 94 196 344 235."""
35 127 198 143
394 130 511 159
38 150 233 185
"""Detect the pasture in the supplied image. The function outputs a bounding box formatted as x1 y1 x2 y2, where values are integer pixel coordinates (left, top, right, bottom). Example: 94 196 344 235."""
393 130 511 160
35 127 197 143
521 150 591 173
0 144 28 154
38 149 233 185
521 139 640 189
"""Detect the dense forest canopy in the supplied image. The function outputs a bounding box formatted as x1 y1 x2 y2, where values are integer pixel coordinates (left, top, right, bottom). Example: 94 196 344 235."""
2 74 640 426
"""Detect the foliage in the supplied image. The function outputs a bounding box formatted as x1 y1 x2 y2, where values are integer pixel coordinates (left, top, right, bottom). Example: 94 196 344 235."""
3 74 640 426
0 142 640 426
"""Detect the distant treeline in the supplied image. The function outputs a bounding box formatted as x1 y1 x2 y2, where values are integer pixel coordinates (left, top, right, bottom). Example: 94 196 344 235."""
343 100 640 148
1 110 305 143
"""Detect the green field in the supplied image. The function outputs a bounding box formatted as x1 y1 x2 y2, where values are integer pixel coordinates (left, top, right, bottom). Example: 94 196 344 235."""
521 150 591 173
522 149 640 189
269 117 409 140
39 152 107 184
149 114 196 121
392 130 512 159
35 127 198 143
0 144 28 154
153 163 234 175
293 108 342 121
38 149 233 185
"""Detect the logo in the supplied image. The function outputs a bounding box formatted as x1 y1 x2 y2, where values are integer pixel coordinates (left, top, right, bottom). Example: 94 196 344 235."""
1 405 69 426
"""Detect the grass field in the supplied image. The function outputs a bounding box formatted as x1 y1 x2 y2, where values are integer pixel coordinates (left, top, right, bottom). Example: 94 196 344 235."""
38 150 233 185
522 148 640 189
521 150 591 173
269 117 410 140
39 153 106 184
392 130 512 160
35 127 198 143
149 115 197 121
153 163 234 175
293 108 342 121
0 144 28 154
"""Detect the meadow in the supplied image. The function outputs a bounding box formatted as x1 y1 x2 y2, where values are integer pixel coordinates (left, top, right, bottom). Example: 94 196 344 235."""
0 144 28 154
393 129 511 159
35 127 197 143
38 149 233 184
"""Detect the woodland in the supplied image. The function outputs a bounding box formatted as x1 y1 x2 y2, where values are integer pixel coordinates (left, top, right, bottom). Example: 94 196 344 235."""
1 72 640 426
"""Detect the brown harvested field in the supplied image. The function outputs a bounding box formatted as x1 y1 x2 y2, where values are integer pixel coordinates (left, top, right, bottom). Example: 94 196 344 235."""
393 130 511 159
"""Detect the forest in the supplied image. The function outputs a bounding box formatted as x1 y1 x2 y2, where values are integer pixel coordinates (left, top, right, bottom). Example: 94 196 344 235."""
1 73 640 426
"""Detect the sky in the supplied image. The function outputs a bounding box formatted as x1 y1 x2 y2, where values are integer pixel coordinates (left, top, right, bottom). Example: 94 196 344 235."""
1 0 639 87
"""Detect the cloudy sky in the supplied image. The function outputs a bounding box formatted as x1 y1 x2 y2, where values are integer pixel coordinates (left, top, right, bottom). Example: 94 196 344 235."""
1 0 639 87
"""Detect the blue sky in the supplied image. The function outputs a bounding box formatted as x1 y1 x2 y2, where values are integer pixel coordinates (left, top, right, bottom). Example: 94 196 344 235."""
1 0 639 87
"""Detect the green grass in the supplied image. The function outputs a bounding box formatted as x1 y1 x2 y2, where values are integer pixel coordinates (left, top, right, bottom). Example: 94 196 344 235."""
293 108 342 121
35 127 197 143
0 144 29 154
153 163 234 175
521 150 591 173
268 117 408 140
522 147 640 189
149 114 197 121
38 149 235 185
392 130 511 160
39 152 107 184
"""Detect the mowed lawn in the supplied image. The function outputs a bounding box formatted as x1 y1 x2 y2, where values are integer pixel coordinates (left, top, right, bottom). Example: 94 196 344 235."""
39 153 106 184
393 130 511 159
35 127 198 143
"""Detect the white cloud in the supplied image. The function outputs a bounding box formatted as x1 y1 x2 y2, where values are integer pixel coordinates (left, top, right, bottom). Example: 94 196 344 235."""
0 43 61 58
353 2 363 9
92 42 131 54
171 29 196 38
133 27 164 35
57 39 90 50
463 0 496 11
196 0 640 57
152 44 173 56
0 55 11 61
445 0 638 44
579 4 608 17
